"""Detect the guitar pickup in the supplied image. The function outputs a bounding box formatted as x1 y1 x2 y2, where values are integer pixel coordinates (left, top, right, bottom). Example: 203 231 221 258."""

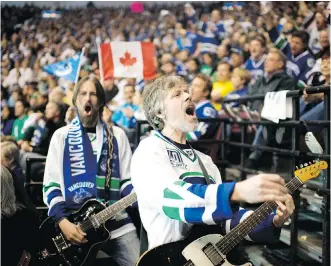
202 243 225 266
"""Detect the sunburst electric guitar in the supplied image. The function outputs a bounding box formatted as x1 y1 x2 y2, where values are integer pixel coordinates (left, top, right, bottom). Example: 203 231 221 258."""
137 160 328 266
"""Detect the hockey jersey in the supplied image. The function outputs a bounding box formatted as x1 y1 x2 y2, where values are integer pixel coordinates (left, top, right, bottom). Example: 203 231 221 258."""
187 100 218 140
131 132 280 249
176 32 199 55
268 27 315 86
244 55 266 83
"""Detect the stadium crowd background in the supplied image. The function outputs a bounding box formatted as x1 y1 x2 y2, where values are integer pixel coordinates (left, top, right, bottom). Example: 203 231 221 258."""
1 1 330 265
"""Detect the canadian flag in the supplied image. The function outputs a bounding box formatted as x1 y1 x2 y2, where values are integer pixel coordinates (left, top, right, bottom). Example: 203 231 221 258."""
98 42 155 80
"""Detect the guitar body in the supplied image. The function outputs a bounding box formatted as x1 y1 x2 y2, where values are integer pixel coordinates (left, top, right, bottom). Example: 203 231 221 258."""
137 227 253 266
38 199 110 266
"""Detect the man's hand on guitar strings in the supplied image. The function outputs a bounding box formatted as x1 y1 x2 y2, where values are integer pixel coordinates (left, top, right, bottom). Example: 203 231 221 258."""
59 218 88 245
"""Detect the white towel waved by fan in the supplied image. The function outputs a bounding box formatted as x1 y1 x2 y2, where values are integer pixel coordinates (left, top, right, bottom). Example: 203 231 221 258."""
261 90 293 123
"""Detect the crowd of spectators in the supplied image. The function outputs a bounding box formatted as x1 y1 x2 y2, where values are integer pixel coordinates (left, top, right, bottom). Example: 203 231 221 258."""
1 1 330 265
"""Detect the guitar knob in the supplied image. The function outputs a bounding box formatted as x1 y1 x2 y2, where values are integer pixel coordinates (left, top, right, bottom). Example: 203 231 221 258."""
78 248 82 252
73 256 78 261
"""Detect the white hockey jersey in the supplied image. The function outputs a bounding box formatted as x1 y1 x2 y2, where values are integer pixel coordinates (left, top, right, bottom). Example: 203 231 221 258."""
131 131 279 249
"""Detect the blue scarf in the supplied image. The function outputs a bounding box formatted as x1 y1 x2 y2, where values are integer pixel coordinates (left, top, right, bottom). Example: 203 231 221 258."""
63 117 111 206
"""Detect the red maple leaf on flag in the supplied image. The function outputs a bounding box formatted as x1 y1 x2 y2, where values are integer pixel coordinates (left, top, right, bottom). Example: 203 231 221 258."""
119 51 137 67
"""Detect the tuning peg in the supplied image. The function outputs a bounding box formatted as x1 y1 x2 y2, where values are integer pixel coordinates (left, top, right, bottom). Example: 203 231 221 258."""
300 164 303 168
296 166 299 169
308 161 312 165
313 160 316 163
304 163 308 166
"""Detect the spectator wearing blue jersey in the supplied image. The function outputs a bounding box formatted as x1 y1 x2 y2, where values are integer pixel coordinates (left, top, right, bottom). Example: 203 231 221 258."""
112 84 139 129
187 73 218 141
176 27 199 55
265 13 315 86
223 68 251 109
244 36 267 83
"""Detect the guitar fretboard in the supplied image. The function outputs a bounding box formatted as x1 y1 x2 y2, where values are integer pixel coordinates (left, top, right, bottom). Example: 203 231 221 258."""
80 193 137 231
215 176 303 255
95 193 137 224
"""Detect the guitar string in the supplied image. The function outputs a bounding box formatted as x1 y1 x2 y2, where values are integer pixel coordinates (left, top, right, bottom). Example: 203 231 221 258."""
219 178 302 255
214 177 302 256
183 178 302 266
77 194 136 232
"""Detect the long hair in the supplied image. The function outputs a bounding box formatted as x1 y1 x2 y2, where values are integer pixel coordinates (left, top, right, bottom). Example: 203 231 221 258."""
72 75 106 114
1 166 18 218
72 75 114 193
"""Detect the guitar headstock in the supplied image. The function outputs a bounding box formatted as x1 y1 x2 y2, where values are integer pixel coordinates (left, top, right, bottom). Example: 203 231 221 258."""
295 160 328 183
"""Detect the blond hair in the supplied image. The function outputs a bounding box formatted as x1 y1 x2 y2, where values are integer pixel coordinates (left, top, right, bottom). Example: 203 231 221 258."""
142 75 187 130
1 141 20 170
232 68 251 85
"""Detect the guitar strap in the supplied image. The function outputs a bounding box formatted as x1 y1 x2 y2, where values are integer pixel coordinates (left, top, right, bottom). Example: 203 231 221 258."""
189 145 211 185
196 153 211 185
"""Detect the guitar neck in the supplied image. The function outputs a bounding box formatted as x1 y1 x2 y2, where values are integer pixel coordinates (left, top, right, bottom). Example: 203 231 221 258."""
94 193 137 224
215 176 303 254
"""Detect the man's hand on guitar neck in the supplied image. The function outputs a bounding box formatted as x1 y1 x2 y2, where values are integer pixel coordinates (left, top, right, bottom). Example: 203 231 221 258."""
58 218 88 245
273 194 295 227
231 174 288 203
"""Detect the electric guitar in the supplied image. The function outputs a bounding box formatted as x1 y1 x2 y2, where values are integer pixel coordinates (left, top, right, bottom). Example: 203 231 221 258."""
38 193 137 266
137 161 328 266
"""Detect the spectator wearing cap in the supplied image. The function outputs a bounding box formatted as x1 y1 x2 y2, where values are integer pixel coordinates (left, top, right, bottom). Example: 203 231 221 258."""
11 100 29 143
211 62 234 111
230 47 245 68
244 36 267 83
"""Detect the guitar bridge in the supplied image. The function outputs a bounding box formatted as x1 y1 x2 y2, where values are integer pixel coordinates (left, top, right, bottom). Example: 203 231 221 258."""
53 234 71 253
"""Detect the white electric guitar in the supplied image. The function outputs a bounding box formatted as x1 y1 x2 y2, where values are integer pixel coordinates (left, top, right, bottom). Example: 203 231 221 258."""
137 161 328 266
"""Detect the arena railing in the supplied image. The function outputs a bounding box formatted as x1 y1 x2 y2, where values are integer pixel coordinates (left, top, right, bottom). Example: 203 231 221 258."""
134 85 330 266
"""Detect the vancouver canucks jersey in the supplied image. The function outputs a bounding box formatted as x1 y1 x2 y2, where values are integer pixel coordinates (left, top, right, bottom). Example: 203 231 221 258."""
187 100 218 140
268 27 315 85
244 55 266 83
131 132 281 249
